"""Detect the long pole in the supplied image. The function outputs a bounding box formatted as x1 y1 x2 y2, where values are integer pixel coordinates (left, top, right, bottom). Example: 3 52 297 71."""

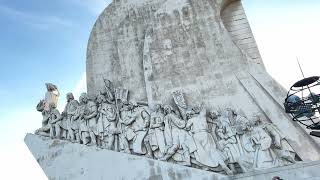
297 58 305 78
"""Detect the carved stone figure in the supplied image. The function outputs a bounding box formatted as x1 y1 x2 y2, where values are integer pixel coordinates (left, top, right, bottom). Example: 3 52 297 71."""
146 104 167 159
34 80 301 176
239 120 274 171
141 110 153 158
47 103 62 139
35 100 51 137
254 116 296 166
161 105 197 167
62 93 80 143
130 108 150 155
119 102 137 153
216 109 242 173
77 93 90 145
35 83 60 137
96 94 118 149
82 93 99 146
186 106 233 175
207 110 220 141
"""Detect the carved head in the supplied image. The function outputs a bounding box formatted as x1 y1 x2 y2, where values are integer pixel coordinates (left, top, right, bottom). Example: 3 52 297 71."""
251 114 263 126
79 93 88 104
66 93 74 102
209 110 219 120
154 104 162 112
96 94 106 104
164 105 173 114
245 121 254 131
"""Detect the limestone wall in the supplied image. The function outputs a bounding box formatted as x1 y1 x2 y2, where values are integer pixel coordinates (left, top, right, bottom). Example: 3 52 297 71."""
85 0 320 161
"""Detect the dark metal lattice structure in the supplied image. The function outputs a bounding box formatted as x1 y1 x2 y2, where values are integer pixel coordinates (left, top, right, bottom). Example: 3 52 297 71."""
284 76 320 137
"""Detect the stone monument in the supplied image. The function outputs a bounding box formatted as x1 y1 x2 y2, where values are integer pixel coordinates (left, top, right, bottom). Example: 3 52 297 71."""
25 0 320 179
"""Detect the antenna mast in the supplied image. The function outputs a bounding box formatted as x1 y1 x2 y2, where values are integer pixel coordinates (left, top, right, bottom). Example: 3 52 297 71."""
297 57 305 78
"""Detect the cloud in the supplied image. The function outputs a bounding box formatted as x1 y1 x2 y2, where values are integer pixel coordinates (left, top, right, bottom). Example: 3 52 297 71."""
73 73 87 99
0 5 74 29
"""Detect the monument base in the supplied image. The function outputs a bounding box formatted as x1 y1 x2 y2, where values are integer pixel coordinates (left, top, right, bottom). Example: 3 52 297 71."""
25 134 320 180
24 134 227 180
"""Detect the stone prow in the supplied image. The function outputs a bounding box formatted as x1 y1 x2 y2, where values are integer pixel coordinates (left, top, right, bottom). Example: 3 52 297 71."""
25 133 320 180
24 133 227 180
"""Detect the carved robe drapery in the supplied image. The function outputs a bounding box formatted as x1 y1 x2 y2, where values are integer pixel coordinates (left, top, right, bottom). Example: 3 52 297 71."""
241 127 274 169
187 110 226 168
164 113 197 165
149 111 166 158
131 107 149 155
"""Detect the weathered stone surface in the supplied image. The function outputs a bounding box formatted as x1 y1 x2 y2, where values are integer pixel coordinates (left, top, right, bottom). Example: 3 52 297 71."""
25 133 320 180
224 161 320 180
86 0 320 161
24 133 227 180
